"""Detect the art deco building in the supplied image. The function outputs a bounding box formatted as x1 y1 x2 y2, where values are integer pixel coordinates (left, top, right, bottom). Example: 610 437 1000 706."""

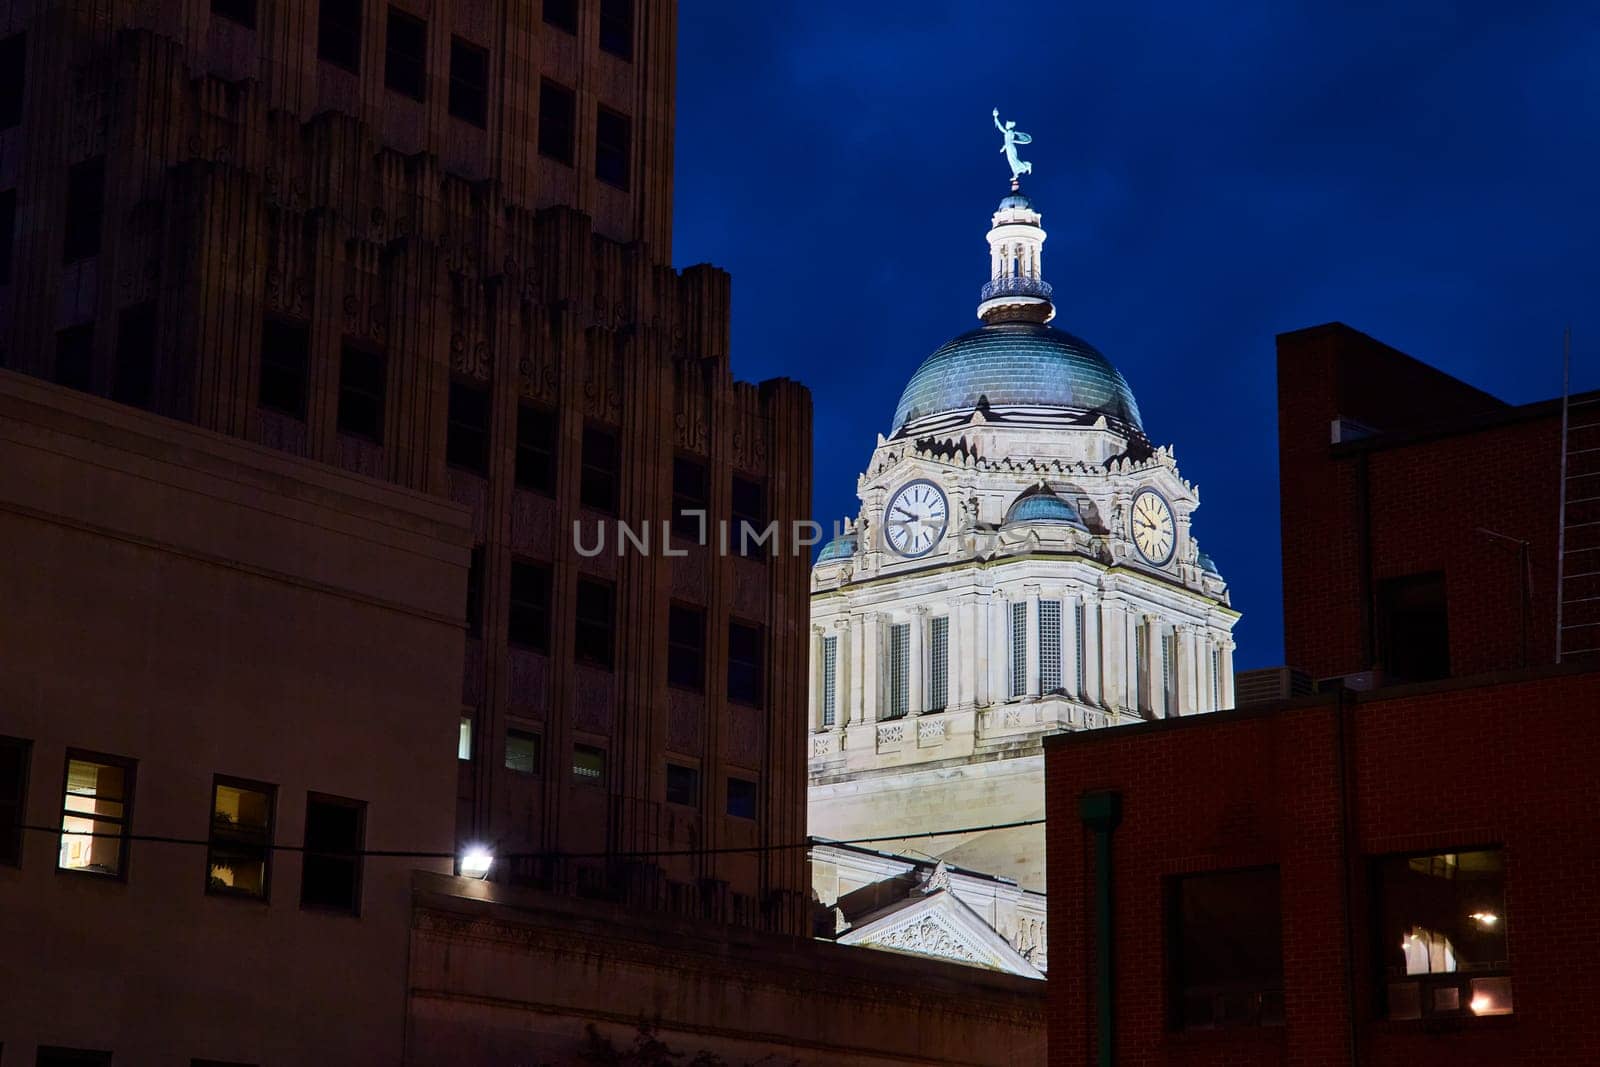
808 181 1239 973
1 1 813 1061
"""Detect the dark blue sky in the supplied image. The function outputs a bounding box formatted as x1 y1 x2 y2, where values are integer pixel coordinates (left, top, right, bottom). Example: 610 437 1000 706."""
672 2 1600 669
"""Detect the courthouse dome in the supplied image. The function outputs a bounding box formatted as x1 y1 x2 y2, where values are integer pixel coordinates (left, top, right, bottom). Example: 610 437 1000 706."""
1003 484 1088 528
892 321 1144 436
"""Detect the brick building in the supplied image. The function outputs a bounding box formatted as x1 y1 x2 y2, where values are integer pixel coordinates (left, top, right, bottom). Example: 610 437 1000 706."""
1044 323 1600 1065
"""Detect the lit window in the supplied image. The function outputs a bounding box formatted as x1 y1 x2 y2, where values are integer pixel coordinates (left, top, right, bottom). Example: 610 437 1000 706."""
207 778 274 899
726 776 757 820
665 763 698 807
301 794 364 914
821 636 838 727
573 744 606 785
888 622 910 719
59 753 133 878
1168 866 1284 1029
458 715 473 761
505 729 541 775
0 735 30 866
1010 602 1027 699
1040 600 1062 693
1377 849 1510 1019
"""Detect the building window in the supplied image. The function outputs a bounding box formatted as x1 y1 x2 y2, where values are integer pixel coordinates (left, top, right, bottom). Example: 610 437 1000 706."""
929 616 949 712
259 319 309 418
538 80 576 165
1163 629 1175 715
595 106 632 190
63 157 106 263
1010 601 1027 699
580 424 619 513
465 546 484 638
575 578 614 668
731 474 767 558
1168 866 1285 1029
384 7 426 100
336 345 385 441
573 744 606 785
543 0 578 35
36 1050 112 1067
58 752 133 878
1135 620 1149 712
301 793 364 914
1076 601 1087 697
888 622 910 719
0 34 24 130
508 560 551 651
1040 600 1062 693
207 777 274 899
54 325 94 393
1378 572 1450 683
668 603 706 691
728 621 764 708
0 187 16 284
1376 849 1510 1020
448 37 488 127
599 0 633 59
458 715 473 761
505 728 541 775
113 302 157 410
671 455 708 541
665 763 698 807
821 636 838 727
211 0 257 28
446 380 490 474
1212 647 1222 709
318 0 362 71
0 735 30 866
515 403 558 494
726 776 757 820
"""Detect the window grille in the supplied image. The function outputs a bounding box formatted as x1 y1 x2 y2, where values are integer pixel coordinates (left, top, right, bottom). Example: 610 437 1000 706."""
889 624 910 719
1010 602 1027 698
822 636 838 726
1040 601 1062 693
929 617 949 712
1075 600 1087 696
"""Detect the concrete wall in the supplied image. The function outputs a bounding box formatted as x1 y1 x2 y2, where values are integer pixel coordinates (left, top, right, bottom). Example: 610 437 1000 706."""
1045 665 1600 1067
0 373 469 1064
406 872 1046 1066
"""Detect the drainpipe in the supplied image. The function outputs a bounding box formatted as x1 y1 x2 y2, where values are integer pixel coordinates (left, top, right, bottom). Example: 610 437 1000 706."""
1080 791 1122 1067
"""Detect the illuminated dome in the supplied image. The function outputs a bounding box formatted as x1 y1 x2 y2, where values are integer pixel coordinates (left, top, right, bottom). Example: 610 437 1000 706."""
816 533 857 563
1003 484 1088 528
892 321 1144 436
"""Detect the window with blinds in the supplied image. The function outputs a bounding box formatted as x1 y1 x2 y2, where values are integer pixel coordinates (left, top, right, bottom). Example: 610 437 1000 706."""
822 636 838 726
929 617 949 712
1010 602 1027 699
1040 600 1062 693
889 623 910 719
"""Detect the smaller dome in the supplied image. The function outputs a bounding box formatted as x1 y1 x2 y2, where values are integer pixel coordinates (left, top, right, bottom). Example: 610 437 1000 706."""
1004 485 1087 529
1197 550 1220 575
999 192 1034 211
816 533 857 563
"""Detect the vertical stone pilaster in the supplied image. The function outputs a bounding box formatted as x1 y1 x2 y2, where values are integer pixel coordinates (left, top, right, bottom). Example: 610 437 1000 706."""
908 606 927 714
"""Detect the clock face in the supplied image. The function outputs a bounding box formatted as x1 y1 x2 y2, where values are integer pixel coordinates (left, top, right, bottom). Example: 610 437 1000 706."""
883 480 949 558
1130 489 1176 565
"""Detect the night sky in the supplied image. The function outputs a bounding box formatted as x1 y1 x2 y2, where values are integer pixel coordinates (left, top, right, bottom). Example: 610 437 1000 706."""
672 2 1600 669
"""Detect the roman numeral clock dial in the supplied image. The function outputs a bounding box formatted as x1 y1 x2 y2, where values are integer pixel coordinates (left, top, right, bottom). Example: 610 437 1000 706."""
883 479 949 558
1130 489 1176 566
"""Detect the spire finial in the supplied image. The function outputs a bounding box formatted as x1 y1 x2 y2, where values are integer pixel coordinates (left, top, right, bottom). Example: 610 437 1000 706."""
993 107 1034 187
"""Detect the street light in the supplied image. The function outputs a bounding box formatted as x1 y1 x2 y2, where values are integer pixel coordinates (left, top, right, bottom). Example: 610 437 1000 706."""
460 847 494 879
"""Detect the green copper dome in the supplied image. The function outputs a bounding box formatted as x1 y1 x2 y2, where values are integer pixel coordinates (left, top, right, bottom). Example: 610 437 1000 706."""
816 533 857 563
893 322 1144 435
1004 485 1087 528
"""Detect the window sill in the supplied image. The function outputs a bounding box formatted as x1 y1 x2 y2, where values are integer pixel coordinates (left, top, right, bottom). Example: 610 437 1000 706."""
56 864 127 883
1373 1013 1517 1036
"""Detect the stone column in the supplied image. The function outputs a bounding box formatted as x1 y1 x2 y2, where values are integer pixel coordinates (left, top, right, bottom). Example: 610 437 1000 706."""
1141 614 1161 717
989 592 1010 703
1082 593 1102 706
1220 638 1237 710
958 593 980 708
1024 585 1042 699
1197 633 1214 714
809 625 825 729
908 606 927 715
1175 625 1196 716
1100 597 1127 713
859 612 880 725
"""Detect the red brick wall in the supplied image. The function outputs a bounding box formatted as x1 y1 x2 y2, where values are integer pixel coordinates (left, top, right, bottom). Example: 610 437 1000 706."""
1046 668 1600 1066
1277 324 1561 681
